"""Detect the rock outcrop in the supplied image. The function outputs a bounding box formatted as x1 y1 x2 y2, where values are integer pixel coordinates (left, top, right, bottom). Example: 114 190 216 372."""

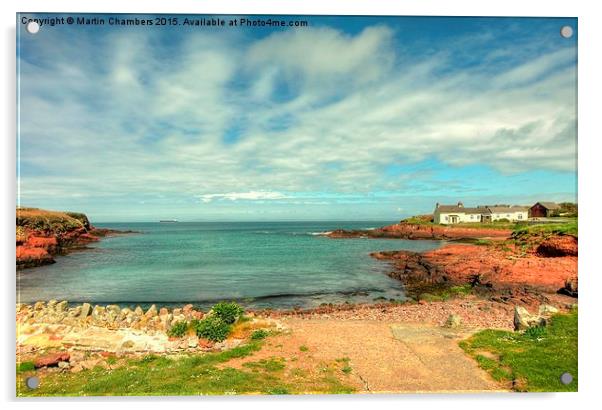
327 222 510 240
16 207 132 269
536 235 578 257
372 239 578 304
513 304 560 331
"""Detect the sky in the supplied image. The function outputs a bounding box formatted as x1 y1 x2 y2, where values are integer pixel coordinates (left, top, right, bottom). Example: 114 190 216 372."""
17 15 578 222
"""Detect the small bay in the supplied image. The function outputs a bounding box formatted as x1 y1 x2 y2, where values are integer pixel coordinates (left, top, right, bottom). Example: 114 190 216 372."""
17 221 442 309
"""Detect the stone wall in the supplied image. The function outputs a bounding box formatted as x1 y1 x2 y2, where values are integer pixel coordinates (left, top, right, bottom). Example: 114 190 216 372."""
17 301 206 333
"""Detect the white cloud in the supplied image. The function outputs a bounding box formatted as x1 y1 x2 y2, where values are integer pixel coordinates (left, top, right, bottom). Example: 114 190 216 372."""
197 191 290 203
16 20 577 219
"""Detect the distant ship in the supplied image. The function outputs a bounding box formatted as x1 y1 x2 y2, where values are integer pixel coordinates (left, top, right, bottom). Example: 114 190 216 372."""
159 219 178 223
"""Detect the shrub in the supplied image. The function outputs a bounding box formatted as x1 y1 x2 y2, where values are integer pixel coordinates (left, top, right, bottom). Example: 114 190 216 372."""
250 329 269 340
211 301 244 325
524 325 546 339
17 361 35 372
167 321 188 338
196 316 232 342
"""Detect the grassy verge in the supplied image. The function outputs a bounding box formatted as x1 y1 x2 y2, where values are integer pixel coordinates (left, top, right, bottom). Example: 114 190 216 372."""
512 219 578 238
16 207 87 233
460 309 577 392
16 340 354 396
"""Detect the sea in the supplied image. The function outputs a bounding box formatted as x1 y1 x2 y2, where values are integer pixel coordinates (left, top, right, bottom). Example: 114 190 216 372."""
16 221 443 309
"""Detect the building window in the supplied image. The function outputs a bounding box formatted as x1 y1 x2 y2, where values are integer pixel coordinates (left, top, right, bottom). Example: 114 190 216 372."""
445 216 448 221
470 215 474 219
518 214 523 219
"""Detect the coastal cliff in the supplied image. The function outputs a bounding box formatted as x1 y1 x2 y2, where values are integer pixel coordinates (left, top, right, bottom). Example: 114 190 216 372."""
16 207 125 269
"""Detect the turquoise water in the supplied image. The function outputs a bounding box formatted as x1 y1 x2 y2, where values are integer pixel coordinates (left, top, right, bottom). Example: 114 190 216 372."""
17 222 442 309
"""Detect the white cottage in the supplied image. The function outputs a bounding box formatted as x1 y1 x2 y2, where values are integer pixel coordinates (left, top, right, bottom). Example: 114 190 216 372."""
433 202 528 224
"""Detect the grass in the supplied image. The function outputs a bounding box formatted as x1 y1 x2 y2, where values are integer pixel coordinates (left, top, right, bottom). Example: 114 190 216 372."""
512 219 578 238
16 207 87 233
16 341 354 396
417 284 473 302
460 309 577 392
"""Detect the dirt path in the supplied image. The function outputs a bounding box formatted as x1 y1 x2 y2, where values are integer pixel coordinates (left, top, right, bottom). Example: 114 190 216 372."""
231 318 506 393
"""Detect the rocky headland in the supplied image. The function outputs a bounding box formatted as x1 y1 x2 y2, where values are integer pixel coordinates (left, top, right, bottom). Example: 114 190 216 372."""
16 207 134 269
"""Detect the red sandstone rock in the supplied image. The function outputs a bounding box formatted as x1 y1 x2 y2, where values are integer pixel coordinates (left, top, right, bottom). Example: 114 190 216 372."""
197 338 215 348
27 236 58 248
374 241 577 302
34 352 70 368
328 223 510 240
537 235 578 257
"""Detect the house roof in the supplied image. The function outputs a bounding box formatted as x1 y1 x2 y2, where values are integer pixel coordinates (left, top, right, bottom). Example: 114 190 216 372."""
436 204 527 214
534 202 561 210
487 206 529 213
436 205 487 214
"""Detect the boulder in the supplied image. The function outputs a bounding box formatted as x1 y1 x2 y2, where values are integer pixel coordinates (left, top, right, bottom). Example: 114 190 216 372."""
559 277 578 297
33 301 45 311
80 303 92 318
514 306 544 331
187 336 199 348
47 300 58 309
134 306 144 316
107 305 121 315
538 304 559 316
34 352 70 368
445 314 462 328
91 305 105 320
56 300 68 312
69 306 82 317
145 304 158 318
159 307 169 316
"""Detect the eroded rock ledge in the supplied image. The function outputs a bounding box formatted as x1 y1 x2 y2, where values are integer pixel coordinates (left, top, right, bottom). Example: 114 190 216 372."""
327 222 511 240
371 241 578 305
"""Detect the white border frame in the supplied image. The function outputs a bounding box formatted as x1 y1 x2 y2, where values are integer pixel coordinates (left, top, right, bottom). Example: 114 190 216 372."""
3 1 600 409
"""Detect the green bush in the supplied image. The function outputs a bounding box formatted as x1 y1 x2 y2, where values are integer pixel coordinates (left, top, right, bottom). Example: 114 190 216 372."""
17 361 35 372
524 325 547 339
250 329 269 340
211 301 244 325
196 316 232 342
167 321 188 338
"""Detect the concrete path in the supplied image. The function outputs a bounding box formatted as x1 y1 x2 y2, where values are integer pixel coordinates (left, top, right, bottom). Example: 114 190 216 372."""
282 319 506 393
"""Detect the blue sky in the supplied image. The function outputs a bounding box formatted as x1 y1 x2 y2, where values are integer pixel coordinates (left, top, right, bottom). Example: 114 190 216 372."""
17 15 577 222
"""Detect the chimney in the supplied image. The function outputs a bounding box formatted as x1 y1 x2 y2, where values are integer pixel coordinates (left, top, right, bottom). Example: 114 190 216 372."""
436 202 440 209
457 201 464 208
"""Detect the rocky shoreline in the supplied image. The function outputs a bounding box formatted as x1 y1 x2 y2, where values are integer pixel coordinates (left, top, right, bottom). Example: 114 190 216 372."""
327 222 511 240
327 221 578 307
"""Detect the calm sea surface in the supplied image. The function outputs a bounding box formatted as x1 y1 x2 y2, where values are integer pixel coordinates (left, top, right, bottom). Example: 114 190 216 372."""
17 222 442 309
